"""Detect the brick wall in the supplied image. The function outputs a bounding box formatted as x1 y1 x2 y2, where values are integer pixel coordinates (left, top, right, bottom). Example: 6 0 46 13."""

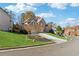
64 26 79 36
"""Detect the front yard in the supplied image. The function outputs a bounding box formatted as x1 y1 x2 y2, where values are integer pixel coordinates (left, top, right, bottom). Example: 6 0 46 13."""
46 33 66 40
0 31 52 49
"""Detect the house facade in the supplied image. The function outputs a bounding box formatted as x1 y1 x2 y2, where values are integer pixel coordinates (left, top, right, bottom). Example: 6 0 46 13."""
64 26 79 36
22 11 56 34
23 16 46 34
0 7 13 31
44 23 56 33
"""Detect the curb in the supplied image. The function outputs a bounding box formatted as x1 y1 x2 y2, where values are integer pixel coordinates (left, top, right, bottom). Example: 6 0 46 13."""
0 42 55 51
0 41 67 52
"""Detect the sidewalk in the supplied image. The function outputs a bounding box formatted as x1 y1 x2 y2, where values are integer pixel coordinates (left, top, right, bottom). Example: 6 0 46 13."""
38 33 67 44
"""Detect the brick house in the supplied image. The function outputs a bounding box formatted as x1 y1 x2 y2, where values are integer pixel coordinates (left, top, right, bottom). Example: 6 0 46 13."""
64 26 79 36
44 23 56 33
23 16 46 34
21 11 55 34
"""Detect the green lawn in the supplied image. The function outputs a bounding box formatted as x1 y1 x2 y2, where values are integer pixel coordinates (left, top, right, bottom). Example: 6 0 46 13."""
0 31 51 49
46 33 66 39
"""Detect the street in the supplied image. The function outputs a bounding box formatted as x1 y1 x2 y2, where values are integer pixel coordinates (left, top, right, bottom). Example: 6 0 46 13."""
0 36 79 56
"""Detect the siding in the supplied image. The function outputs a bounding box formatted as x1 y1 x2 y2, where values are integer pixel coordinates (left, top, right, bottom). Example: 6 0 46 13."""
0 8 11 31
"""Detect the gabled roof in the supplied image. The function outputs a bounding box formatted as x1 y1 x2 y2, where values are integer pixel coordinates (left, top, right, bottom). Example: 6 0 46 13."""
35 16 43 23
0 7 11 18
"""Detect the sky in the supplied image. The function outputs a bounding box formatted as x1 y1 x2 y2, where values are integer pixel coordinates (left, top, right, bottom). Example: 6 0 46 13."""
0 3 79 27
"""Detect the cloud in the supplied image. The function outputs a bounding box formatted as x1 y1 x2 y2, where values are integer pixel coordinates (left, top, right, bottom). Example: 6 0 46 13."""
26 3 35 6
59 18 79 27
37 12 56 18
48 3 68 9
64 18 77 23
70 3 79 7
5 3 37 13
26 3 45 6
48 3 79 10
5 3 37 23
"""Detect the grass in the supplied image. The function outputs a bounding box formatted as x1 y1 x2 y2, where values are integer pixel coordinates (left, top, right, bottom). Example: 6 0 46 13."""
46 33 66 40
0 31 52 49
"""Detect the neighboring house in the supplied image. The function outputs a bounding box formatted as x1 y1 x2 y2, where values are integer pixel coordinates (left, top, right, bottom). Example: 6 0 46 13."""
20 11 57 34
0 7 13 31
64 26 79 36
23 16 46 34
44 23 56 33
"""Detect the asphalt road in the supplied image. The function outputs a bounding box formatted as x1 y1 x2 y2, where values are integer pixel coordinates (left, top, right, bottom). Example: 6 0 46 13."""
0 36 79 56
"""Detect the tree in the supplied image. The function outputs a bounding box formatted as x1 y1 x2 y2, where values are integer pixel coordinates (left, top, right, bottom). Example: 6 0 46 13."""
22 11 35 22
56 25 63 36
13 23 20 33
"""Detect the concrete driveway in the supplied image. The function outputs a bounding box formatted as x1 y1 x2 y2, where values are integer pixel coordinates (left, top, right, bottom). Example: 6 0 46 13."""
0 36 79 56
38 33 67 43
